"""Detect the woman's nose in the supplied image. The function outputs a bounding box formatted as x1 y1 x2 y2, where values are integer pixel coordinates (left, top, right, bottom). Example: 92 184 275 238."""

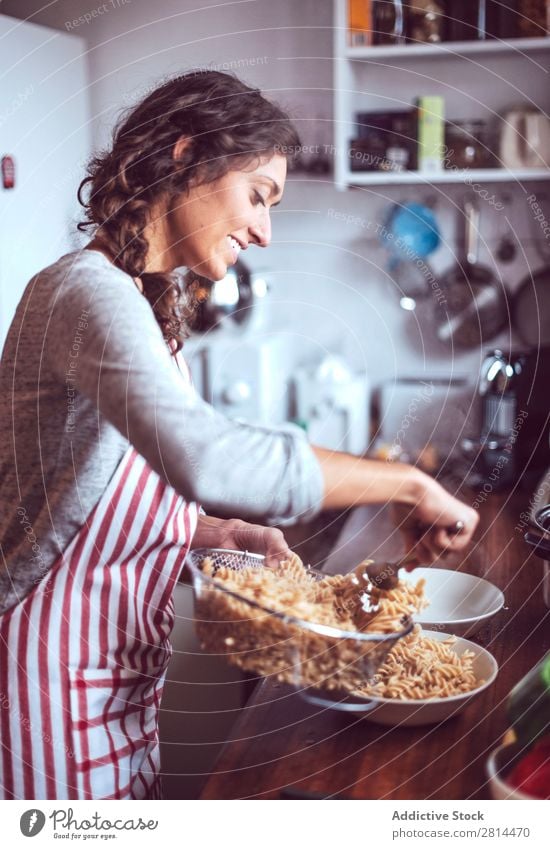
250 210 271 247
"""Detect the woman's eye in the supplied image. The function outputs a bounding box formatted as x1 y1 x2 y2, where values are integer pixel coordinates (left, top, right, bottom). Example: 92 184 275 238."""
253 191 266 207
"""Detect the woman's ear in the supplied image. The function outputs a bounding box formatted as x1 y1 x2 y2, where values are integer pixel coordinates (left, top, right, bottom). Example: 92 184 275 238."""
172 136 190 161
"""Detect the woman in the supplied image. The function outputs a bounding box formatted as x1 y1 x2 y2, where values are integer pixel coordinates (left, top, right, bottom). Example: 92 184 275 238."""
0 71 477 800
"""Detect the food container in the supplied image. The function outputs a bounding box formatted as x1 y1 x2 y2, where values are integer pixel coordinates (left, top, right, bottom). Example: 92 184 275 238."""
356 631 498 726
185 548 413 710
444 120 495 169
486 740 539 800
405 567 504 637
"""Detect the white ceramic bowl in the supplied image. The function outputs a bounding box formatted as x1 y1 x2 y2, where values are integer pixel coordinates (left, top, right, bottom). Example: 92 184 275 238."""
402 567 505 638
486 740 537 800
355 630 498 726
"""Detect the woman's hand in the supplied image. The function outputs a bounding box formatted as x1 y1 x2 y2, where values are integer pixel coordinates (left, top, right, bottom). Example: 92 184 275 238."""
392 472 479 566
191 514 293 568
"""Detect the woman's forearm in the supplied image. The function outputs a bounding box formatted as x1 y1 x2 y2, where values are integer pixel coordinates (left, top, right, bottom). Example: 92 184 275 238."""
312 447 427 510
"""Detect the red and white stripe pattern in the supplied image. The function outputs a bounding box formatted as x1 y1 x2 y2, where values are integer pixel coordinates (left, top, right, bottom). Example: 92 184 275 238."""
0 353 199 799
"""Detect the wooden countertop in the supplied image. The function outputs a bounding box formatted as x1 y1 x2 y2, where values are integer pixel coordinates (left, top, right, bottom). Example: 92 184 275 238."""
201 492 550 800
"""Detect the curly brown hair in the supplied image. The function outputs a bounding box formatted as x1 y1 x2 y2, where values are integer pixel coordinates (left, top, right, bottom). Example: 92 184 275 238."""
77 70 301 350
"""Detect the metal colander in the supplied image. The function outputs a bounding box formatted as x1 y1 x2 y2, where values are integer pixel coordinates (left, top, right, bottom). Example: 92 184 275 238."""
185 547 413 711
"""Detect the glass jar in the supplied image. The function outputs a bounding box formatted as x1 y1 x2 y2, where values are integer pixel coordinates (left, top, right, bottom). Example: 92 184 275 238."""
407 0 444 44
444 120 495 169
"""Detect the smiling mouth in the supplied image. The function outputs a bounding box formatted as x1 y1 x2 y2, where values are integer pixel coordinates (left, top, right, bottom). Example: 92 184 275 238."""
227 235 244 262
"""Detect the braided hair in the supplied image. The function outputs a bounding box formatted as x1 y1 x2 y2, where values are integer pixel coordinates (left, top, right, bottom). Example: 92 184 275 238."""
77 70 300 350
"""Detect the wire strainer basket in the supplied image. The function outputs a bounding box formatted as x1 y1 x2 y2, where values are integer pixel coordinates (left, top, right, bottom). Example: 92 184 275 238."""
186 548 414 711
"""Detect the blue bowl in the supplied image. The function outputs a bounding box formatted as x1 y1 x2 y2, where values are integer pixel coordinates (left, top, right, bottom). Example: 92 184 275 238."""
382 202 441 260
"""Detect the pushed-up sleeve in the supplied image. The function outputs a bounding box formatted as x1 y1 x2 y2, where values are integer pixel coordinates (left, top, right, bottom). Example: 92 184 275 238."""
45 261 324 524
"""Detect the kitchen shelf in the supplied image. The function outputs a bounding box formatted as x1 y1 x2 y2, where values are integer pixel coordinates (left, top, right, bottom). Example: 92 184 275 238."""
344 168 550 186
345 36 550 61
333 0 550 190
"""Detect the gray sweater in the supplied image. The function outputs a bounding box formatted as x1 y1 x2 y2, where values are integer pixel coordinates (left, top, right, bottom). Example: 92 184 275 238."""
0 249 323 614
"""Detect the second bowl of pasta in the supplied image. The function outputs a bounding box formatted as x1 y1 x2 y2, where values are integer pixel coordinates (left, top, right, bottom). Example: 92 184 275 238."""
351 628 499 726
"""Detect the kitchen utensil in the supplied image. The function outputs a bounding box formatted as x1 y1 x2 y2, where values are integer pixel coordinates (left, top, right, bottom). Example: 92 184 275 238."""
512 266 550 346
436 200 508 348
495 196 517 263
355 631 498 726
188 259 253 332
479 348 550 487
371 520 467 590
500 107 550 170
186 548 413 711
486 741 540 800
403 567 504 637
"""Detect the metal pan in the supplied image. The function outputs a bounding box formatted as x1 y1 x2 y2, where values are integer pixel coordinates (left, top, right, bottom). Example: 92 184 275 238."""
512 265 550 346
435 200 508 348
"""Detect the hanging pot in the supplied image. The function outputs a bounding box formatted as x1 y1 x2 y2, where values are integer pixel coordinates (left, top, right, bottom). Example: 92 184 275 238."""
435 199 508 348
188 260 254 332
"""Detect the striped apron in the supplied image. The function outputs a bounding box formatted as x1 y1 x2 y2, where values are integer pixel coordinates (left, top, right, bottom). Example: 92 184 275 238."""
0 353 199 800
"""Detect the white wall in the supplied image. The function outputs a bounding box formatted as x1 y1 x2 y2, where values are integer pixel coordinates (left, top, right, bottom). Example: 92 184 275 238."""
0 13 91 346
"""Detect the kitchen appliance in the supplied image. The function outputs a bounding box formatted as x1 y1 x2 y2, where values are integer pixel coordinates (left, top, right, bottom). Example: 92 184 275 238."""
476 349 550 489
499 107 550 170
183 266 293 426
436 199 507 348
185 327 292 426
292 356 370 455
373 376 472 468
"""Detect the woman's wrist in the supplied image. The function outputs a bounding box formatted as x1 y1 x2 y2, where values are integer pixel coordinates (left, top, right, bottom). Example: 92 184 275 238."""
393 464 431 506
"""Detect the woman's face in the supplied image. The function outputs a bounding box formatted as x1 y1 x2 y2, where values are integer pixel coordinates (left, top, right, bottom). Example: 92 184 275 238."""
161 153 286 280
